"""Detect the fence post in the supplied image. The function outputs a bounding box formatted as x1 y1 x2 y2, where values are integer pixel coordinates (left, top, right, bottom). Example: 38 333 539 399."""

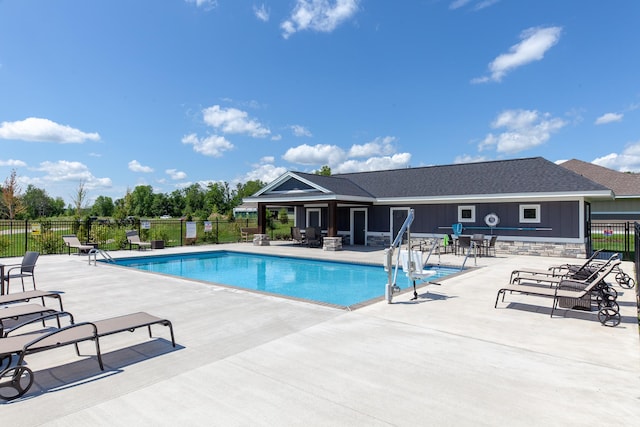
24 219 29 253
180 219 184 246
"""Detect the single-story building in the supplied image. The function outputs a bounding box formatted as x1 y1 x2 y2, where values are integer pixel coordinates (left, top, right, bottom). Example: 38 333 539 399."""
244 157 613 257
560 158 640 222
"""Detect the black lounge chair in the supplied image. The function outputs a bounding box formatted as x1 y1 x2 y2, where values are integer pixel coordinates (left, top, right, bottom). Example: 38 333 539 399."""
0 290 64 311
0 311 175 400
495 261 621 326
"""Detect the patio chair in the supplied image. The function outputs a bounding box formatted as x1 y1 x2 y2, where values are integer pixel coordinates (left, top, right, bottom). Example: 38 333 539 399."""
495 261 621 326
126 230 152 250
291 227 305 245
483 235 497 257
2 251 39 293
456 236 473 256
62 234 95 255
305 227 321 248
0 311 175 400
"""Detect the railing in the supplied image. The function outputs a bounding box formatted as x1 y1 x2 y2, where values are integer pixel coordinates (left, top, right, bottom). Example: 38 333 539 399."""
0 218 271 258
590 222 633 261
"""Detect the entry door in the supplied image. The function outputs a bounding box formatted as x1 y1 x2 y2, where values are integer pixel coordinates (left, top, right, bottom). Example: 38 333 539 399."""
307 209 321 227
353 210 366 245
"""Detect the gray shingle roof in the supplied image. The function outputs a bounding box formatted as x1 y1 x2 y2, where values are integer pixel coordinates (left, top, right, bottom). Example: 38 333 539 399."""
296 157 610 198
560 159 640 196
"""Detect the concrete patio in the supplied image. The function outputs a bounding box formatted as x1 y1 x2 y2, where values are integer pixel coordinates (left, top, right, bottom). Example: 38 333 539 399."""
1 242 639 426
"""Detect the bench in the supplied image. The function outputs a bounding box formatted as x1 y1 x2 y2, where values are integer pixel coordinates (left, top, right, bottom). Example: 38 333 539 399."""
240 227 260 242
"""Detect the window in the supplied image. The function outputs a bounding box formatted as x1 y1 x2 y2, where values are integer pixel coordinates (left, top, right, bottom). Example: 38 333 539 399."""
519 204 540 223
458 205 475 223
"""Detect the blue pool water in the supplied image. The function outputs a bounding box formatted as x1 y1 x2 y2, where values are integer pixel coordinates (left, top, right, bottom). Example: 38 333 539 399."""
111 251 460 307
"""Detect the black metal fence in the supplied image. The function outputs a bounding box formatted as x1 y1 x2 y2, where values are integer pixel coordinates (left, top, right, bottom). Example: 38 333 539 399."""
0 218 260 258
589 221 634 261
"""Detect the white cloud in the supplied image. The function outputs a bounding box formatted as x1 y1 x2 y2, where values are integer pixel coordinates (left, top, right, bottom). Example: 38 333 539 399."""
166 169 187 180
30 160 112 190
271 134 282 141
254 4 270 22
473 26 562 83
0 117 100 143
128 160 154 173
449 0 471 9
241 162 288 184
282 136 411 174
479 109 566 154
202 105 270 138
0 159 27 167
454 154 488 164
290 124 312 137
347 136 396 158
261 156 275 163
182 133 234 157
473 0 500 10
281 0 360 39
592 141 640 172
184 0 217 11
595 112 623 125
283 143 347 165
332 153 411 174
450 0 499 10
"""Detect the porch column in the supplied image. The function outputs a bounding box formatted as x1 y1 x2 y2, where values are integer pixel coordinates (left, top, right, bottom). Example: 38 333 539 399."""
257 203 267 234
327 201 337 237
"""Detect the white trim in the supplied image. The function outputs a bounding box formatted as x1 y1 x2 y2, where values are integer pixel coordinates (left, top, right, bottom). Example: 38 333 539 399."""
519 204 541 223
350 208 368 246
458 205 476 223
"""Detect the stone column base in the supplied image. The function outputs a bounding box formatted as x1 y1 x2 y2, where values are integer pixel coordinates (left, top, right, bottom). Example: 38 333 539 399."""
253 234 270 246
323 236 343 251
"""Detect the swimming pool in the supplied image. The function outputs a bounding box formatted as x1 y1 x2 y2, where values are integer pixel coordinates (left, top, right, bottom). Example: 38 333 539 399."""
111 251 460 307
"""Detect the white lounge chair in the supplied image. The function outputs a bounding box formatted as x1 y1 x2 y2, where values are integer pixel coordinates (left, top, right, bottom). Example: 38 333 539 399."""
62 234 95 255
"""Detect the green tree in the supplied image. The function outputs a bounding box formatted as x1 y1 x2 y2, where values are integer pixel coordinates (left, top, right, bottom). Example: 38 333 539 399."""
204 181 233 216
168 189 186 217
91 195 115 217
130 185 155 217
183 183 205 217
233 180 265 207
315 165 331 176
23 185 52 219
71 180 89 218
1 169 26 219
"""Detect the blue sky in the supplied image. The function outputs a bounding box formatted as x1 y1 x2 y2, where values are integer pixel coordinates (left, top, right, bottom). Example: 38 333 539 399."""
1 0 639 205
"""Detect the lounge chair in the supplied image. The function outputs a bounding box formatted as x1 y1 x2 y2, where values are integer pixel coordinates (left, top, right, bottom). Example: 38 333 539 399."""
126 230 152 250
495 261 621 326
0 304 70 337
0 311 175 400
509 252 617 285
2 251 39 294
62 234 95 255
0 290 64 311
